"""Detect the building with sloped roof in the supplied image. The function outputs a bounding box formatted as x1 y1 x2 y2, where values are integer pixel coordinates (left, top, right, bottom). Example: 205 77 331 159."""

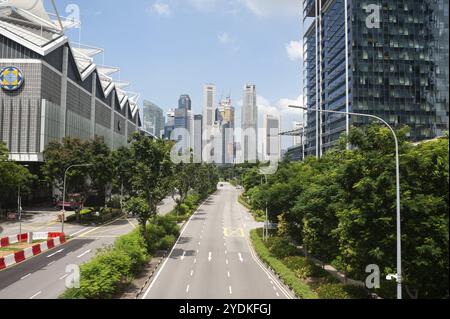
0 0 143 162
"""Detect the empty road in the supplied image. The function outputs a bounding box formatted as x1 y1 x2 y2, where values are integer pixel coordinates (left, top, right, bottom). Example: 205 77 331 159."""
142 183 294 299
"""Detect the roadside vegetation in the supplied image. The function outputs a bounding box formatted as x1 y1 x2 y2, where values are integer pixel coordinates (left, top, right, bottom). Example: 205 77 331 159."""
241 126 448 299
0 143 35 218
250 229 372 299
59 133 219 299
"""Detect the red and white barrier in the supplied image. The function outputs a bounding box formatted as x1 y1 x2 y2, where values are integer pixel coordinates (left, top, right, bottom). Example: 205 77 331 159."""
0 232 66 271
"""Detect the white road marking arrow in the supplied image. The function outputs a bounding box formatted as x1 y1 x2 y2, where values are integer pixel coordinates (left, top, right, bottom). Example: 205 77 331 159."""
238 253 244 263
180 251 186 261
208 252 212 262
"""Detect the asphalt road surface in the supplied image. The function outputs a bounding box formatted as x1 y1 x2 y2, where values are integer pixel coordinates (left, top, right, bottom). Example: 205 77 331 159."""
142 183 294 299
0 197 175 299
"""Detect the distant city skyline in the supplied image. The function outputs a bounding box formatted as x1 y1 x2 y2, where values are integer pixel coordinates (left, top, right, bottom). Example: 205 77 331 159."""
55 0 304 150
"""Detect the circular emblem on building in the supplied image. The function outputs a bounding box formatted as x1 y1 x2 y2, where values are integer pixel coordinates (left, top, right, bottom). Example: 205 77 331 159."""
0 66 24 91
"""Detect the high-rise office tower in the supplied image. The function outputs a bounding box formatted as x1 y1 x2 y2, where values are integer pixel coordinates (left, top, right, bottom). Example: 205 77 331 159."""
174 102 190 154
264 114 281 160
203 84 217 150
178 94 192 110
193 114 203 162
164 108 175 140
142 100 164 138
242 84 258 162
219 97 236 128
304 0 449 156
218 97 236 164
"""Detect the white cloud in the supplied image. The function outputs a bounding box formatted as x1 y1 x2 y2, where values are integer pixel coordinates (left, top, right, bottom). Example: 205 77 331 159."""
188 0 218 12
286 40 303 61
218 32 232 45
257 95 305 122
239 0 300 17
217 32 240 52
152 2 171 16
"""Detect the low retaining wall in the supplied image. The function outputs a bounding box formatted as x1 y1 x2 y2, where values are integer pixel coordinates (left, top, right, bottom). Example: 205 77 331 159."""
0 232 66 270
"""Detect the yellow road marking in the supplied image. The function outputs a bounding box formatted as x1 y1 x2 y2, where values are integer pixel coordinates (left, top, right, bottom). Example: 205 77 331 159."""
224 228 245 238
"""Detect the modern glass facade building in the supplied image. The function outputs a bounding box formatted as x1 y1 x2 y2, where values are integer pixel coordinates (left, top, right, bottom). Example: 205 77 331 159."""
178 94 192 111
242 84 258 162
0 2 142 162
304 0 449 156
142 100 164 138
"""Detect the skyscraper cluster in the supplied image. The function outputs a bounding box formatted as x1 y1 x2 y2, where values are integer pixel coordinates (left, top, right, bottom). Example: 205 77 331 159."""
158 83 271 165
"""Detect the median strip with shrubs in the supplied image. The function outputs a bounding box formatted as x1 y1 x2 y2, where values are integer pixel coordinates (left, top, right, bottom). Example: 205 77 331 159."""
250 229 372 299
60 192 207 299
61 214 180 299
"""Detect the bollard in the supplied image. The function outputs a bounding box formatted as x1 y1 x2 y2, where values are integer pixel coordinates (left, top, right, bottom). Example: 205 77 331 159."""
28 232 33 244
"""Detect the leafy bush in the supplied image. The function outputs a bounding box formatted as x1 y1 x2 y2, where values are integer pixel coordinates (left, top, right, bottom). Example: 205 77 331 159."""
177 203 190 216
158 235 176 251
61 229 150 299
316 284 350 299
250 229 317 299
145 215 180 253
114 231 149 273
77 248 132 299
282 256 334 281
342 285 371 299
184 194 200 210
266 236 299 259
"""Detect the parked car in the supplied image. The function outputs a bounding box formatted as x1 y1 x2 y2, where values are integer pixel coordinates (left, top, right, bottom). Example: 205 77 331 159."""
56 193 84 211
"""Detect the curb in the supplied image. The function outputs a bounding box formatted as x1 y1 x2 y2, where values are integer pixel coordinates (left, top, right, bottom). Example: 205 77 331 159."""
135 252 167 299
0 232 66 270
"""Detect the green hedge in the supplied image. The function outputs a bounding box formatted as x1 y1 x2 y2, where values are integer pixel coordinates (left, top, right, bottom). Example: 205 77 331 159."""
250 229 372 299
250 229 317 299
168 193 204 224
239 195 265 222
61 230 149 299
61 214 180 299
146 215 180 253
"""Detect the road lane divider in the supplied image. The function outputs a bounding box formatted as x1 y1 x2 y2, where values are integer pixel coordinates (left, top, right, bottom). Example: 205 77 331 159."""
47 249 64 258
29 291 42 299
77 249 92 258
0 233 66 271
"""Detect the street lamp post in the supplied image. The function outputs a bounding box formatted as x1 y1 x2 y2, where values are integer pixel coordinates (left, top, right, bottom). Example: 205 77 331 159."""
289 105 403 300
18 185 22 236
263 174 269 242
62 164 92 234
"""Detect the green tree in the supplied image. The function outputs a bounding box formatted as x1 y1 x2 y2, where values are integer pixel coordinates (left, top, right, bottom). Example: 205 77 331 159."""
0 143 36 211
124 196 150 238
41 137 112 220
126 133 174 234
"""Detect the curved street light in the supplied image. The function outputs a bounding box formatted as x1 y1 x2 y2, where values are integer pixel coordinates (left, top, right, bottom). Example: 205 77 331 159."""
289 104 403 300
61 164 92 234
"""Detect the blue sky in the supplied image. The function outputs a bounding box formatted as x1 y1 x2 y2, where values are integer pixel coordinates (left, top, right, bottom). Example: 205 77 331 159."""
52 0 305 145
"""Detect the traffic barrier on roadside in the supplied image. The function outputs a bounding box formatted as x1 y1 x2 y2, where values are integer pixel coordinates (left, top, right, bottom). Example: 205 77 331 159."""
0 233 29 248
0 232 66 271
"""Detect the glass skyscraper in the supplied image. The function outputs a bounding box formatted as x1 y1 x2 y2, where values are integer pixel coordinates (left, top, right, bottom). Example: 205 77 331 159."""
304 0 449 156
178 94 192 110
142 100 164 138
